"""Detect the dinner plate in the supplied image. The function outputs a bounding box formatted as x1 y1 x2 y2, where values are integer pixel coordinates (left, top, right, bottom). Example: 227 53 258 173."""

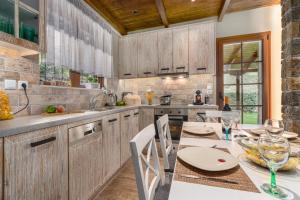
250 128 266 135
183 127 215 135
283 131 299 139
177 147 239 171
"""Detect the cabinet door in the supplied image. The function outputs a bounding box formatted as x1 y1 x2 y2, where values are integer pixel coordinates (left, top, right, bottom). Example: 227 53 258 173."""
138 32 158 77
139 107 154 131
158 29 173 74
120 111 132 166
102 113 121 182
189 23 216 74
131 109 140 138
119 35 138 79
69 122 103 200
4 126 68 200
173 27 189 73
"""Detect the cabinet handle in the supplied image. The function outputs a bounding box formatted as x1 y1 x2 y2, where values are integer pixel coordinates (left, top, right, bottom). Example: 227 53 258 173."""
84 128 95 136
124 114 131 118
124 73 132 76
161 67 169 71
134 112 139 115
143 72 152 75
108 118 117 122
176 66 185 70
30 137 56 147
197 67 207 71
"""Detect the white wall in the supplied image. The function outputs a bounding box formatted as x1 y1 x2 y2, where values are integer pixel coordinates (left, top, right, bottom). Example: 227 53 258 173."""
216 5 282 119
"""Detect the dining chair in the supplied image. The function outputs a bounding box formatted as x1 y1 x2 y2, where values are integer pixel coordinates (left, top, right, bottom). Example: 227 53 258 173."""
130 124 164 200
156 114 176 174
205 110 222 122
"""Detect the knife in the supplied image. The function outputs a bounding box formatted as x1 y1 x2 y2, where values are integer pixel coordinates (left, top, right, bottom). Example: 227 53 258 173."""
178 173 239 185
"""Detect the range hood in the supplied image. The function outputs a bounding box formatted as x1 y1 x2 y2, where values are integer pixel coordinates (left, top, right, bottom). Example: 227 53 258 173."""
158 72 189 79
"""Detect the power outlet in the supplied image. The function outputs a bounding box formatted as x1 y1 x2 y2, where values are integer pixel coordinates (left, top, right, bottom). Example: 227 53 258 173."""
4 79 17 90
18 81 29 89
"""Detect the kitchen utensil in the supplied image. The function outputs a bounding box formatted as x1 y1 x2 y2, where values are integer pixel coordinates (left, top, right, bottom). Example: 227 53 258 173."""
177 174 238 185
177 147 239 171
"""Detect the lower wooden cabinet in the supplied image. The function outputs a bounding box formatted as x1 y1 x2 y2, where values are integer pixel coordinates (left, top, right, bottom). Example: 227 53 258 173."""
132 109 140 138
68 120 103 200
120 111 133 166
4 125 68 200
139 107 154 131
102 113 121 182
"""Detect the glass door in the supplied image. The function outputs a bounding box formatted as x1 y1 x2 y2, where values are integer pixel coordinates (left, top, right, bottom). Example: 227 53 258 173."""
217 33 271 124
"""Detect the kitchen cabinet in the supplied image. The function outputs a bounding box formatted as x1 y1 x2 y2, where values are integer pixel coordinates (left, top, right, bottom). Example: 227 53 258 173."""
69 120 103 200
102 113 121 182
189 23 216 74
0 138 3 199
119 35 138 79
158 29 173 74
4 125 68 200
172 27 189 73
139 107 154 131
137 32 158 78
132 109 140 138
120 111 133 165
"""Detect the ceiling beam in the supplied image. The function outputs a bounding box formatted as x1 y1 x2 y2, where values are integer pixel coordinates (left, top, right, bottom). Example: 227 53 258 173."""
218 0 231 22
155 0 169 28
85 0 127 35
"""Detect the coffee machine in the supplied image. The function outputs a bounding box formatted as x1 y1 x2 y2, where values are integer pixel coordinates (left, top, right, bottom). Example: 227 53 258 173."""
193 90 204 105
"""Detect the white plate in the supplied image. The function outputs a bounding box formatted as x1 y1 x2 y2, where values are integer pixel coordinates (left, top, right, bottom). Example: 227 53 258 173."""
183 127 215 135
283 131 299 139
177 147 239 171
250 128 266 135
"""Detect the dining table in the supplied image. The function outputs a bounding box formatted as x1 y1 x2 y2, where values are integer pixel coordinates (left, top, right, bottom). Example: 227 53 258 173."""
168 122 300 200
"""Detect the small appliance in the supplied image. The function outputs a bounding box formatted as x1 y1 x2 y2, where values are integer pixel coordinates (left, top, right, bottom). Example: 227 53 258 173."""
159 95 172 105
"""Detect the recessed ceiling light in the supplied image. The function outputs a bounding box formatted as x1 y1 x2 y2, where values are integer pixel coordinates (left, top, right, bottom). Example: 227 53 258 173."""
132 10 139 15
191 0 196 2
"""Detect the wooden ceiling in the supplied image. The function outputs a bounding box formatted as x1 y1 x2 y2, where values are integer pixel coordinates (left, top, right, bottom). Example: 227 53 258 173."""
85 0 281 35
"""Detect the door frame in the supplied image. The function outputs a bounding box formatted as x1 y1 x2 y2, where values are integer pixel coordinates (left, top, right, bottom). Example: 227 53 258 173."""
216 32 271 122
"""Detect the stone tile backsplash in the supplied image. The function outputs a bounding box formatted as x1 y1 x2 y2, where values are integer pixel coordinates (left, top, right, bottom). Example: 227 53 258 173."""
0 54 104 116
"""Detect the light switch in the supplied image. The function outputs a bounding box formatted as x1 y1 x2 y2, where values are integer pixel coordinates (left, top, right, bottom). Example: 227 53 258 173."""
4 79 17 90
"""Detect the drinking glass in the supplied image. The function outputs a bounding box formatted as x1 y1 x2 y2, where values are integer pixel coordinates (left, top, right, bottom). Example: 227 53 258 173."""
264 119 284 137
258 134 290 198
221 118 232 141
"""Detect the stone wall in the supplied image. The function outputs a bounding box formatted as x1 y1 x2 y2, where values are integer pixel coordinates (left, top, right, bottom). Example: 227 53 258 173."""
118 74 216 105
281 0 300 133
0 53 104 116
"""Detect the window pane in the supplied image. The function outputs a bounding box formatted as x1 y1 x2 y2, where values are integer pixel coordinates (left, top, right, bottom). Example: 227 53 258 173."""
242 62 262 84
224 64 241 85
223 43 241 64
21 0 39 11
0 0 15 35
242 41 262 62
243 84 262 105
224 85 241 106
19 6 39 43
243 106 262 124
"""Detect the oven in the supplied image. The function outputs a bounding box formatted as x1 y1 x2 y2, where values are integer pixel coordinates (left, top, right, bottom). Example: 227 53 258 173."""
154 108 188 141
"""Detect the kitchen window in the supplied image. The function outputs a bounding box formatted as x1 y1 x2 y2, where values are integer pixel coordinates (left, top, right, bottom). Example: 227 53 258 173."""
217 32 271 124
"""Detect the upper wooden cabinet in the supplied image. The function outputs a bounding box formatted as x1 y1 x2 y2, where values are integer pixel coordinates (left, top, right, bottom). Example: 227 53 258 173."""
189 23 216 74
4 125 68 200
158 29 173 74
137 32 158 78
172 27 189 73
119 35 138 79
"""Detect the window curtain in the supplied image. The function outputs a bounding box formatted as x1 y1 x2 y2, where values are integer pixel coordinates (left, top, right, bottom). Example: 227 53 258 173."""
45 0 113 78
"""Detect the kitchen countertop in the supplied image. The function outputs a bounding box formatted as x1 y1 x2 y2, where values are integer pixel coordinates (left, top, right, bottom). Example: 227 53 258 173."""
0 104 218 138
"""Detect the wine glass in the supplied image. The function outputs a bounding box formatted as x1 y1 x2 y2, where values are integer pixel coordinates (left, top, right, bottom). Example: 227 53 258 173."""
264 119 284 137
258 134 290 198
221 117 233 141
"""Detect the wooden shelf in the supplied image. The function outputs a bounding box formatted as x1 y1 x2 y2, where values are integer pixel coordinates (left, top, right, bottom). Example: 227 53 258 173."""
0 31 39 57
